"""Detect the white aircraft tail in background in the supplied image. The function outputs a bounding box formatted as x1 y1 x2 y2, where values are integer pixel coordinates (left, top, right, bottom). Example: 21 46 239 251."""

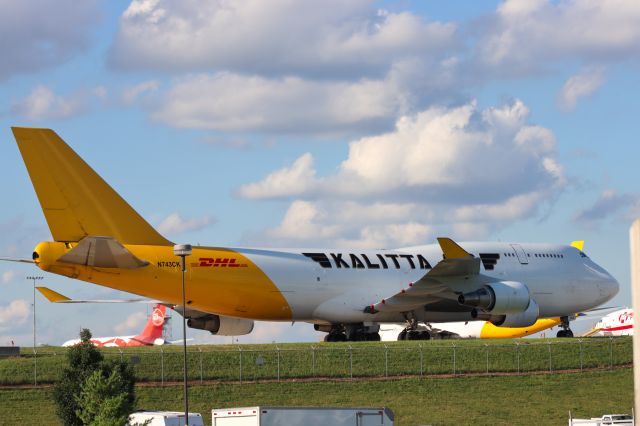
583 308 633 337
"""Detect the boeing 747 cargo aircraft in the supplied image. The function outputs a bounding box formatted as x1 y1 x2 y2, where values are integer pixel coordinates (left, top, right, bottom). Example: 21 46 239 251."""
2 128 619 342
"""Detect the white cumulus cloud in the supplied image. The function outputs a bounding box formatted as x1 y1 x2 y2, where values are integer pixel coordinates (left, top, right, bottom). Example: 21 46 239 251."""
478 0 640 73
114 312 147 335
240 100 566 248
122 80 160 105
0 0 99 81
110 0 456 76
557 67 606 111
157 213 215 235
151 72 413 134
2 271 17 284
12 85 89 121
0 300 30 331
241 100 563 203
574 190 640 228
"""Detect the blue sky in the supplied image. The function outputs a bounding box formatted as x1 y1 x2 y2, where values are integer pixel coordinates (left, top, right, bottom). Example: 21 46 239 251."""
1 0 639 345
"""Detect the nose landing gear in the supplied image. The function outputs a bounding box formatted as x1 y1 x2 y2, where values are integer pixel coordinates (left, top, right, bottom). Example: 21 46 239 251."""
556 316 574 338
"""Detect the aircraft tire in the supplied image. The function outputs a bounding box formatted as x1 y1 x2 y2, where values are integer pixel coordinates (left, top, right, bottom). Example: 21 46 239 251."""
397 330 408 341
325 332 347 342
418 331 431 340
368 332 381 341
556 329 573 338
407 330 421 340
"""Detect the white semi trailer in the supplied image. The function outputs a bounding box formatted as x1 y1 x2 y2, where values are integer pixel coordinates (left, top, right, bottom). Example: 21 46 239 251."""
211 406 394 426
568 413 634 425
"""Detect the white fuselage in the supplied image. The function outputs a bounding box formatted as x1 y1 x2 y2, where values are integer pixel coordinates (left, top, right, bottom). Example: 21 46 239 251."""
237 242 618 324
592 308 633 337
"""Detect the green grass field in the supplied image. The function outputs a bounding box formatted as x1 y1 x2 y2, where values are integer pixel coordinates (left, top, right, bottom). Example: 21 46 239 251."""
1 337 631 385
0 368 632 425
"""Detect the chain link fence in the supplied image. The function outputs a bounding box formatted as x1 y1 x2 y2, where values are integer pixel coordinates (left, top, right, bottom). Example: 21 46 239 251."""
1 338 631 386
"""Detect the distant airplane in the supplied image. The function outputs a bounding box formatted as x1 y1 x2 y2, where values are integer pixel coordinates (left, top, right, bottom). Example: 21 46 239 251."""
61 304 167 347
583 308 633 337
2 128 619 342
380 317 562 340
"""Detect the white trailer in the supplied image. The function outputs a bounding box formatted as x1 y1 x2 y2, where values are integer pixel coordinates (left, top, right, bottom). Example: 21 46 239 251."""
568 413 634 425
128 411 204 426
211 406 394 426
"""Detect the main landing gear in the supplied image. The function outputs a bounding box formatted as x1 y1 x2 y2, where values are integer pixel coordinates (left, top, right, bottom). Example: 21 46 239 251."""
320 324 381 342
556 316 574 338
397 328 431 341
397 318 431 341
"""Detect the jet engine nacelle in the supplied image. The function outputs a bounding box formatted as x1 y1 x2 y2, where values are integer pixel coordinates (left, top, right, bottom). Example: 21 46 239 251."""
472 299 540 327
458 281 530 314
187 315 254 336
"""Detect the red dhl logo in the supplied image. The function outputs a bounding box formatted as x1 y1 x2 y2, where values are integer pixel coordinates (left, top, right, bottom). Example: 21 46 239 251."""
192 257 248 268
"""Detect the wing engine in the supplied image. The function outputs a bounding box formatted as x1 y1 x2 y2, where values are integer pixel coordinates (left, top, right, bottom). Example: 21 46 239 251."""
187 314 254 336
459 281 539 327
458 281 530 314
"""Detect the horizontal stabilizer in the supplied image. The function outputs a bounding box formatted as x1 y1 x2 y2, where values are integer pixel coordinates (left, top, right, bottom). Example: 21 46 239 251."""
36 287 71 303
0 257 35 264
36 286 162 303
58 236 149 269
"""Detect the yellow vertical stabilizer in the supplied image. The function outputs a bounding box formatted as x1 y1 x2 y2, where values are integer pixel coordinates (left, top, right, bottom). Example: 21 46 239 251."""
11 127 171 246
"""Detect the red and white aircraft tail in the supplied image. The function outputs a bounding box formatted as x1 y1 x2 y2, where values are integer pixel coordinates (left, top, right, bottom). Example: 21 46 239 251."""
62 305 167 347
583 308 633 337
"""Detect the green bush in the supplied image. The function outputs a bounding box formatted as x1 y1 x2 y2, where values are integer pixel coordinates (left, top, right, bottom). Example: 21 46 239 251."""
52 329 136 426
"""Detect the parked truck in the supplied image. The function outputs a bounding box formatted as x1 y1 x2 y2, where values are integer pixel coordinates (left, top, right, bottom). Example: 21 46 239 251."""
569 413 633 425
128 411 204 426
211 406 394 426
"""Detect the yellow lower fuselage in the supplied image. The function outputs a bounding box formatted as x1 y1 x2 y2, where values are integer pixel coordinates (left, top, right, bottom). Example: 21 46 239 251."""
34 241 293 321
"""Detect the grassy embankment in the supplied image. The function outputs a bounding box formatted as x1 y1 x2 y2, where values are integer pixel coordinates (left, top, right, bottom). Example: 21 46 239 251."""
0 337 631 385
0 368 632 425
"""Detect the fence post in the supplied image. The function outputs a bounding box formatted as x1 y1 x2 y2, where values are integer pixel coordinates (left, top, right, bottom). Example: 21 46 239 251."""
485 344 489 374
311 346 316 378
160 347 164 386
199 347 203 384
239 347 243 384
419 344 423 377
349 345 353 380
277 346 280 382
579 339 583 371
548 342 552 372
452 344 456 375
516 342 520 374
119 349 123 362
384 345 388 377
609 337 613 369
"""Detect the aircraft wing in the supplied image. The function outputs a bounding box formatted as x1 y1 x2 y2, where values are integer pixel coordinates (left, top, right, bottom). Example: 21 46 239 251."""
364 237 480 314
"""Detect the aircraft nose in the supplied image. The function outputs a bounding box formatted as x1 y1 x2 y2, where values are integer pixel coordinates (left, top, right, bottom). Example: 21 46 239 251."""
585 260 619 302
601 275 619 300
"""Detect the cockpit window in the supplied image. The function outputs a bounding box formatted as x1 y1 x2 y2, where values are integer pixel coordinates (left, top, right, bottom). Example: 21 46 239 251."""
579 251 588 258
